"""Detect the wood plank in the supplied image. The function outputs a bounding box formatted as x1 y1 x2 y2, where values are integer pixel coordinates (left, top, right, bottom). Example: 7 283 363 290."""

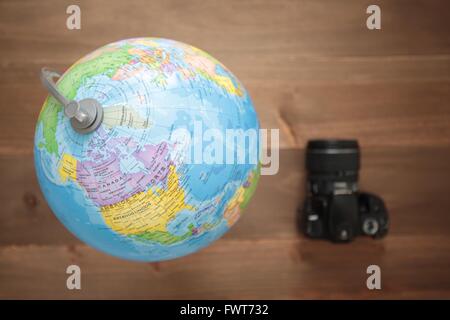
3 48 450 88
1 148 450 246
1 80 450 154
1 235 449 299
1 0 449 152
1 0 449 65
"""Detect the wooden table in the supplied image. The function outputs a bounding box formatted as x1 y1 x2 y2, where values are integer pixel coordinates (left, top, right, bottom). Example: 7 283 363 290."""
1 0 449 299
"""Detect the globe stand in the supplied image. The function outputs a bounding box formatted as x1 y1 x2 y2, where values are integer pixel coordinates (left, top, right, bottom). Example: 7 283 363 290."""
40 68 103 134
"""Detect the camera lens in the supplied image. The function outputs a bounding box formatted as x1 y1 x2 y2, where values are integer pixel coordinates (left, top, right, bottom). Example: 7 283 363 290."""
306 140 360 195
306 140 359 174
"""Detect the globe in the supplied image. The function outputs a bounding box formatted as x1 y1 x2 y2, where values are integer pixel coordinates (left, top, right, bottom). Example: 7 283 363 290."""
34 38 260 261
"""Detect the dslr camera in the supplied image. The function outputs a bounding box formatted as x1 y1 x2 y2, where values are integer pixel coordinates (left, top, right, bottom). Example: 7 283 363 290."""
300 140 389 242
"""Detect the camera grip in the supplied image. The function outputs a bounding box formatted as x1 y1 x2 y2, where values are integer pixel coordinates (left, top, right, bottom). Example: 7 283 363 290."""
328 195 359 242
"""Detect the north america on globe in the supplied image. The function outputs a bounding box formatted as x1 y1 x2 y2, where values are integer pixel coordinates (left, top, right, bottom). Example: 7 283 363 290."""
34 38 260 261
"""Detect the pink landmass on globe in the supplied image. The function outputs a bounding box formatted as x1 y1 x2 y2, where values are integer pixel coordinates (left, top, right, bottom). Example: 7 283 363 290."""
77 141 171 207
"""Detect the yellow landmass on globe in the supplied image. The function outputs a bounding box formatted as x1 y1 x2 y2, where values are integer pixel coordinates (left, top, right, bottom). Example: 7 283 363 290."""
214 75 242 96
223 167 260 227
58 153 77 182
223 186 246 227
101 165 194 236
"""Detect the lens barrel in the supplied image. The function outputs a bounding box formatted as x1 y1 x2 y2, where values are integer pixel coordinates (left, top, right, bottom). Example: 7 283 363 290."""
306 140 360 195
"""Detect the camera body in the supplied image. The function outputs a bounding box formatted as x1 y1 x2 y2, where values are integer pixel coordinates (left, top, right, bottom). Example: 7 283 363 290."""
301 140 389 242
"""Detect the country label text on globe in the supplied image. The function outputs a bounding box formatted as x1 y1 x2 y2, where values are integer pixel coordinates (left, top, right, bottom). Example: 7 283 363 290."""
34 38 260 261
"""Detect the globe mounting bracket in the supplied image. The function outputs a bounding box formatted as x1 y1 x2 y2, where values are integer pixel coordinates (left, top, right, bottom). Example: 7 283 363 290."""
40 68 103 134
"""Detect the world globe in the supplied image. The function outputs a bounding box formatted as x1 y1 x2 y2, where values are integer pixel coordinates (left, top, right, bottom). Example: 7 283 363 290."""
34 38 260 261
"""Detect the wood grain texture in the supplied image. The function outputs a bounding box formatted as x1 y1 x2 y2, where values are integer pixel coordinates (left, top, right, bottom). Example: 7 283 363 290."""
0 0 450 299
0 0 449 152
1 148 450 299
2 235 450 299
